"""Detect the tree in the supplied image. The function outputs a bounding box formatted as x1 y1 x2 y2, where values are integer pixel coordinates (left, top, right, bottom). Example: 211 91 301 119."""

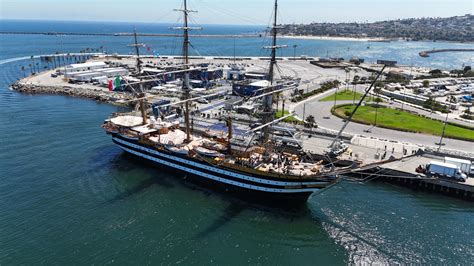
352 75 360 84
429 69 443 77
461 107 473 120
305 115 316 128
374 97 383 104
374 81 384 95
464 66 472 73
422 80 430 88
464 107 471 115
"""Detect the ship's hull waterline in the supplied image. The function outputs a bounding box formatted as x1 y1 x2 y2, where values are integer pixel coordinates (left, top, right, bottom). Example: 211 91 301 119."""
111 134 336 203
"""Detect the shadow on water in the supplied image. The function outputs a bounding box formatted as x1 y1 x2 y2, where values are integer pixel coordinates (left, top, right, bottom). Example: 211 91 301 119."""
194 200 315 239
104 153 177 204
100 148 317 237
195 203 246 238
106 177 163 204
93 147 411 263
84 146 176 204
93 145 410 259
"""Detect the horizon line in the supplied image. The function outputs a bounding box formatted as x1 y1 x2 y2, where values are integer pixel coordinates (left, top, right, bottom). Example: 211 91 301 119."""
1 13 471 26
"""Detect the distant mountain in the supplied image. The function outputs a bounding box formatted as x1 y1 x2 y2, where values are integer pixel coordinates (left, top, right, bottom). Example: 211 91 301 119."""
280 15 473 42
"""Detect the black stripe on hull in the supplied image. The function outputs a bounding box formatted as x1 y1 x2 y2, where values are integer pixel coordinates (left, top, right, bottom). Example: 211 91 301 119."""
112 133 336 184
122 151 313 205
112 137 330 190
111 138 322 203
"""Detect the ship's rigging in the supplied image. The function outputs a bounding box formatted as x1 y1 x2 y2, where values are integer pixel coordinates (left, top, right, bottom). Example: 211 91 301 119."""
101 0 394 204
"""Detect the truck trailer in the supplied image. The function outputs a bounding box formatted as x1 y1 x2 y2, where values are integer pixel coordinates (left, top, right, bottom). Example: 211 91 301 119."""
444 157 472 176
428 161 467 182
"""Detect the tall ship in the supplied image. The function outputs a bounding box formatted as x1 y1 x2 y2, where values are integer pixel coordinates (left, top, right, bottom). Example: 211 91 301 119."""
102 0 359 203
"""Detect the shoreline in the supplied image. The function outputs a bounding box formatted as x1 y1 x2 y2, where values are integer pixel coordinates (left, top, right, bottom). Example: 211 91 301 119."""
279 35 474 44
279 35 389 42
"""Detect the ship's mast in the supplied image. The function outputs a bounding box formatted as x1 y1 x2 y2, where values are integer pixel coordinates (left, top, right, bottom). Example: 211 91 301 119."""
128 28 147 124
262 0 280 142
133 28 142 75
175 0 197 142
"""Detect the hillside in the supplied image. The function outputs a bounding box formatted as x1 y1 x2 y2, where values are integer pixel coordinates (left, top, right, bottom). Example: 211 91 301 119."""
280 15 473 42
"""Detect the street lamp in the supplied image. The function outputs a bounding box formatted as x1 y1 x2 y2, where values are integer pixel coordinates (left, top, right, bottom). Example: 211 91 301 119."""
436 112 449 151
292 44 298 59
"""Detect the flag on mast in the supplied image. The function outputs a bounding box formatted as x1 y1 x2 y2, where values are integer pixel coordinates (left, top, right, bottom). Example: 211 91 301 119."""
108 76 121 91
114 76 121 91
108 80 114 91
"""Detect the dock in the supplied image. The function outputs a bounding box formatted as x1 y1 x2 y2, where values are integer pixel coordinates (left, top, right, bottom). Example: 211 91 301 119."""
351 153 474 201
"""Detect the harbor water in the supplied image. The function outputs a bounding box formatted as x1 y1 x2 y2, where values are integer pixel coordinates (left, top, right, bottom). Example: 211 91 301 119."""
0 21 473 264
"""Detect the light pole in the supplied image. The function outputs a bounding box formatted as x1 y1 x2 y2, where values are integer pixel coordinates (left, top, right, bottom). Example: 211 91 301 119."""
436 112 449 151
352 84 357 105
293 44 297 59
374 102 379 126
302 102 306 121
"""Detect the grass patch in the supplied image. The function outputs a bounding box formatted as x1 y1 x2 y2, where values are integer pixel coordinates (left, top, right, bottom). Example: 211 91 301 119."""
333 104 474 141
275 110 300 123
291 80 340 103
320 89 378 102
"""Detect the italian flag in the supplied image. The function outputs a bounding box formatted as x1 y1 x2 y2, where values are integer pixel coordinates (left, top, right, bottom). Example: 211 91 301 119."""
108 76 121 91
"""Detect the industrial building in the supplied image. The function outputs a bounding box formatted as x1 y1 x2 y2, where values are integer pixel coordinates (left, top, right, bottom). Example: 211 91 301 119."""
143 66 223 88
233 80 273 96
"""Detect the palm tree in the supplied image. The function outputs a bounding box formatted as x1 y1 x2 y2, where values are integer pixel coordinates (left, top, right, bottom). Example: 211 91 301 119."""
344 68 350 91
30 56 36 73
21 66 26 77
373 82 384 126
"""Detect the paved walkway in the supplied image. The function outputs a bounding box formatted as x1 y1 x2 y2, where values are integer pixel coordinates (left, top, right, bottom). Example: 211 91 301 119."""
290 87 474 154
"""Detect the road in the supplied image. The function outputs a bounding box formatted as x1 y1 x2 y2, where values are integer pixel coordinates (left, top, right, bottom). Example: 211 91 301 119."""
291 87 474 154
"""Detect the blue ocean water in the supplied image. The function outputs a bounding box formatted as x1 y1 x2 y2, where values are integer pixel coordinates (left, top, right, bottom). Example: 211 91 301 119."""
0 20 473 264
1 20 473 69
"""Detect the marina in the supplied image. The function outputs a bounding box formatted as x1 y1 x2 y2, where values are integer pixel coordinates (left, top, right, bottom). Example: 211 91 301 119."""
1 1 473 264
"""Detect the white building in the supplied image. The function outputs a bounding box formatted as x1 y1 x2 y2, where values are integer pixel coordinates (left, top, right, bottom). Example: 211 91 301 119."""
63 62 107 75
67 67 129 82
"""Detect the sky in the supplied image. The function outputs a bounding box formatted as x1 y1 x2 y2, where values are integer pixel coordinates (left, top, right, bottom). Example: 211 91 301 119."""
0 0 472 25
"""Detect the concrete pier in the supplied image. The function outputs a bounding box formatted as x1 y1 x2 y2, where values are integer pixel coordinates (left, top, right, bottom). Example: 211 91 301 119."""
351 153 474 201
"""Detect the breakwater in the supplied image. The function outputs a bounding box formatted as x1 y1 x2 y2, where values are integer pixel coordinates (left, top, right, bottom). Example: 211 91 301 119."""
419 48 474 57
11 82 133 106
0 31 260 38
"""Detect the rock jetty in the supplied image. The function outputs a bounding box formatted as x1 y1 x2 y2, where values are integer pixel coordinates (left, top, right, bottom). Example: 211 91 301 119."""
11 82 134 106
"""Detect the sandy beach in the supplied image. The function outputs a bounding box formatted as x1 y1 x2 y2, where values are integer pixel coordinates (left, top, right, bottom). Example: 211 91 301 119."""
279 35 390 42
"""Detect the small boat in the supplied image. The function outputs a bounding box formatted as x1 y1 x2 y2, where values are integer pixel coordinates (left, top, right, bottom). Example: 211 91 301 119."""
194 147 223 158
